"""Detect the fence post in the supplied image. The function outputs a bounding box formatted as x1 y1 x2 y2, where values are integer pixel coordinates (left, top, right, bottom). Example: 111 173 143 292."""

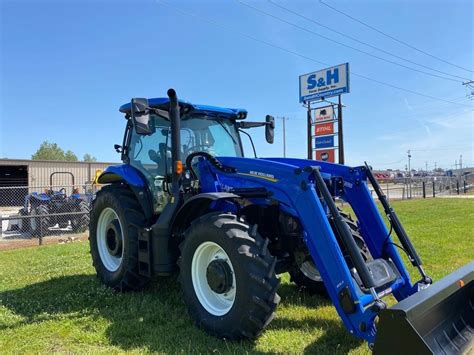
432 180 436 197
402 186 405 200
39 214 43 246
422 181 426 198
456 180 460 195
464 180 467 193
386 182 389 202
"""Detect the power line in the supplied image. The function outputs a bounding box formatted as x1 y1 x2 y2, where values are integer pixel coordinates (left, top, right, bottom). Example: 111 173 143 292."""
157 1 472 108
237 0 461 83
267 0 471 82
318 0 474 74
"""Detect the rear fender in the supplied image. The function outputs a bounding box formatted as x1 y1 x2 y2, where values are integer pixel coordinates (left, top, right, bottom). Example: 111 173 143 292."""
97 164 146 187
96 164 154 221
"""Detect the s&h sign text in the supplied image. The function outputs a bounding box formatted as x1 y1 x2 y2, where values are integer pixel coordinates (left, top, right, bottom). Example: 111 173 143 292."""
299 63 350 103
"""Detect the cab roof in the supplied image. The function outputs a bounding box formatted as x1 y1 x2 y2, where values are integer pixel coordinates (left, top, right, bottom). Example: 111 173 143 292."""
119 98 248 120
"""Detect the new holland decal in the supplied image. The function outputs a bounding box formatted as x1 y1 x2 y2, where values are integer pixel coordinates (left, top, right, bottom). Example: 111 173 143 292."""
237 170 278 182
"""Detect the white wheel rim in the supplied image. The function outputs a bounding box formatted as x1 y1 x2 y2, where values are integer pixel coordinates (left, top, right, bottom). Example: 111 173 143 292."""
97 207 123 272
191 241 236 316
301 260 322 282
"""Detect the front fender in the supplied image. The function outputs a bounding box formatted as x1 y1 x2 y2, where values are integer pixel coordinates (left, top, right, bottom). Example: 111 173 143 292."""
171 192 240 235
97 164 146 187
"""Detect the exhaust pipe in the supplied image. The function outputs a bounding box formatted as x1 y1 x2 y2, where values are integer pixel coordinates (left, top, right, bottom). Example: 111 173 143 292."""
167 88 182 193
374 262 474 354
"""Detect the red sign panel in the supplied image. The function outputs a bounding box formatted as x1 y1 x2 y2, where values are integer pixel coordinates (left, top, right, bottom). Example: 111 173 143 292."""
315 149 335 163
315 122 334 136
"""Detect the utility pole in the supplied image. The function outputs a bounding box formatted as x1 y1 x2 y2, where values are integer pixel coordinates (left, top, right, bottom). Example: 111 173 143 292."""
277 116 288 158
425 161 428 172
463 80 474 100
407 150 412 199
434 161 437 171
337 95 344 164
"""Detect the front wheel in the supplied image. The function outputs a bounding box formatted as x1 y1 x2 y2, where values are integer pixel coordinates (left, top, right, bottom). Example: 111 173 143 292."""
179 213 280 339
89 185 149 291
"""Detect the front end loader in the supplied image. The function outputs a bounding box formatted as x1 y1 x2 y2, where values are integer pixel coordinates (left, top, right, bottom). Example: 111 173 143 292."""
89 88 473 353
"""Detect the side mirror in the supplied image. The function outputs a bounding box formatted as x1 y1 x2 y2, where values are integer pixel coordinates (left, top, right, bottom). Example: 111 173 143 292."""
131 98 153 135
265 115 275 144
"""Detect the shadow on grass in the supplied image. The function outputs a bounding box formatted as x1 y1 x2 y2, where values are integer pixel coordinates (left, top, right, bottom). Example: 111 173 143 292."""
0 274 362 353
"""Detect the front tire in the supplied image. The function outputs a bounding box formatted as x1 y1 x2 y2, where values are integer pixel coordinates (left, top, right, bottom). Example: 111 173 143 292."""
179 212 280 340
89 185 149 291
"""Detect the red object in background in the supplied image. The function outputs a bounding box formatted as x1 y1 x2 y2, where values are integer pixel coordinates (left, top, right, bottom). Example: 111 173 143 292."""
315 122 334 136
315 149 335 163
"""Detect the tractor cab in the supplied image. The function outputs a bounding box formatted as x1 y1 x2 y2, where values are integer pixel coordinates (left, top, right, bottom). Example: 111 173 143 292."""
115 97 273 213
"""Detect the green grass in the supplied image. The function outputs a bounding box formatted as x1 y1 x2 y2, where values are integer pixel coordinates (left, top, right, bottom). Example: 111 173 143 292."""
1 199 473 354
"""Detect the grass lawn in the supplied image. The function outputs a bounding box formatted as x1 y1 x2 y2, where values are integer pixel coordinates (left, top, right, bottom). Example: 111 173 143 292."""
1 198 473 354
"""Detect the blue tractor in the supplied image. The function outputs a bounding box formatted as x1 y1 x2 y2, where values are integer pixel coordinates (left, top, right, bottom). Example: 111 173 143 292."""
20 172 91 236
90 89 473 353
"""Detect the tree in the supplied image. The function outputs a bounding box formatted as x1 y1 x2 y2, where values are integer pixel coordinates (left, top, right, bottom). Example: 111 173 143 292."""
83 154 97 162
31 141 78 161
64 150 78 162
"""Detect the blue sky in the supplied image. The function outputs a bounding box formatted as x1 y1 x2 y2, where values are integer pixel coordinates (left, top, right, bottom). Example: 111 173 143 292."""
1 0 472 170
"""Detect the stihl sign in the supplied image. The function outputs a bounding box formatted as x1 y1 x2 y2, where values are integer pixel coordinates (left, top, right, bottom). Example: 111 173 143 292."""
315 122 334 136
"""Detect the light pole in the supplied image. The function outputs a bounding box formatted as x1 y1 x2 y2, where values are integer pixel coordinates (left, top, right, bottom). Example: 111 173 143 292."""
407 150 412 198
277 117 288 158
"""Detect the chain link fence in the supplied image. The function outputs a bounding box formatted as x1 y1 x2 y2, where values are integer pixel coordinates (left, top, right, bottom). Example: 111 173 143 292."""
368 173 474 200
0 183 99 248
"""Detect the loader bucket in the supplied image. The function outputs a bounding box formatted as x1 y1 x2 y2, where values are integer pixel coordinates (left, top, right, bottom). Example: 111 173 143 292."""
374 262 473 355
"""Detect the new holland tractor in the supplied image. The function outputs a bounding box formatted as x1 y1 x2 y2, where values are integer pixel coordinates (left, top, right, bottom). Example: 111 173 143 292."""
90 89 473 353
20 172 91 236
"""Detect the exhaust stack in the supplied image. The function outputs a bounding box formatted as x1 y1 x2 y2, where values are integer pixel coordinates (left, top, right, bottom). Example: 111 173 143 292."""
167 88 182 193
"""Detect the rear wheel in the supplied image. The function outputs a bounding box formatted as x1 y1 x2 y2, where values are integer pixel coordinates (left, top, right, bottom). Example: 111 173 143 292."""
71 200 90 233
30 204 50 237
89 185 149 291
179 212 280 339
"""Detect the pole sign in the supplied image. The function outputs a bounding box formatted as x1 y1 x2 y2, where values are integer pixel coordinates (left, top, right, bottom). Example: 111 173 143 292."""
314 135 334 149
314 105 334 122
299 63 350 103
315 149 335 163
315 122 334 136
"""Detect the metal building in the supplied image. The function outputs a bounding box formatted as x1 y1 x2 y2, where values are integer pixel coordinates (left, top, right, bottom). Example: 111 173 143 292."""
0 159 116 206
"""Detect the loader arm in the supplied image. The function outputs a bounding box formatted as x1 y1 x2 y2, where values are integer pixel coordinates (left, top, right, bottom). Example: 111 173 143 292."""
196 156 416 343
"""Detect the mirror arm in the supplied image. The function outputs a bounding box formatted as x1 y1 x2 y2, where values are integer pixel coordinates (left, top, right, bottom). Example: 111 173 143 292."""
238 121 268 129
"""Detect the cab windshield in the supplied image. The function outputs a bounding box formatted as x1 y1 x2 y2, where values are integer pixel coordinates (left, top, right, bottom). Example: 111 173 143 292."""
127 114 242 212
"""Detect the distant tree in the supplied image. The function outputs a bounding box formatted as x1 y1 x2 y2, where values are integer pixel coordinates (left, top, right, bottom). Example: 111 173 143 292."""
32 141 78 161
64 150 78 161
83 153 97 162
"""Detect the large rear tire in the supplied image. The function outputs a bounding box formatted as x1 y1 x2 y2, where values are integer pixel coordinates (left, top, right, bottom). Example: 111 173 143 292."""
179 212 280 340
30 204 50 237
72 200 90 233
89 185 149 291
289 211 371 296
